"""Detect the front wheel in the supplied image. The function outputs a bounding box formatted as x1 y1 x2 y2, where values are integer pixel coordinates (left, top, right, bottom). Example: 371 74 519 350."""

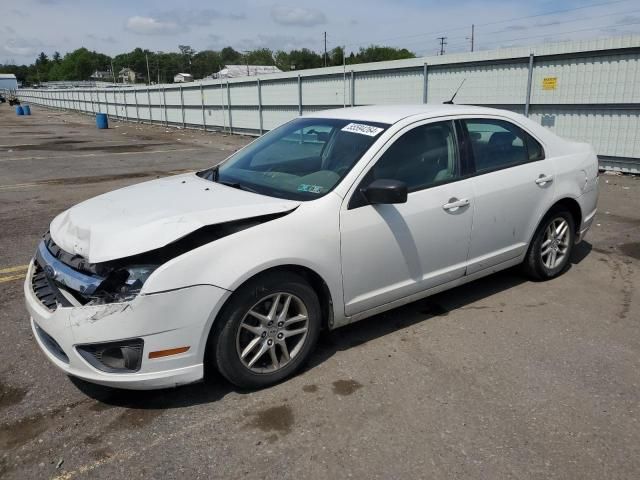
523 209 576 280
210 272 321 389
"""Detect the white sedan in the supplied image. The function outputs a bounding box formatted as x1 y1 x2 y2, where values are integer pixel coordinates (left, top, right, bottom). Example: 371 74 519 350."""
24 105 599 390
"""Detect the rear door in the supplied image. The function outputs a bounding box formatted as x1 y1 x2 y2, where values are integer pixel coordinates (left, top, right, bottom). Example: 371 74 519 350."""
462 117 556 274
340 120 475 316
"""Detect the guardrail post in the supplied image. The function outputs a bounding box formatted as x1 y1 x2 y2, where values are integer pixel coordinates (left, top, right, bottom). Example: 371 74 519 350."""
257 78 263 135
350 70 355 107
180 85 186 128
297 75 302 116
113 89 118 121
525 53 535 117
423 63 429 104
134 88 139 121
226 81 233 134
200 84 206 131
162 87 168 126
147 87 153 124
123 88 129 121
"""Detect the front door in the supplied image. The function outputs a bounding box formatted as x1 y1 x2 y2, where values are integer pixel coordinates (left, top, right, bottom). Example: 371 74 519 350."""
340 120 474 316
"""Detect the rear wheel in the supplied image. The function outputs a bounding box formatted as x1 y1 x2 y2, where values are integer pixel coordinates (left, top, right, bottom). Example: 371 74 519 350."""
211 272 321 389
523 209 575 280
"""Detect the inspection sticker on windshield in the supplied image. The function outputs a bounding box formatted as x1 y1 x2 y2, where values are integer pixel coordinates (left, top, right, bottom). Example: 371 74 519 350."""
297 184 325 194
341 123 384 137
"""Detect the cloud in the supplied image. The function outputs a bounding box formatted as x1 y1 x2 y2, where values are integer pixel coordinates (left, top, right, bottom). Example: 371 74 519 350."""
125 16 181 35
125 9 244 36
237 34 318 51
157 9 245 27
2 37 43 57
271 5 327 27
616 15 640 25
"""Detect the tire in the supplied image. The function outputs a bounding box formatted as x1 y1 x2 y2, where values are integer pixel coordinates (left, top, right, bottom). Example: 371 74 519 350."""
210 272 321 389
523 208 576 280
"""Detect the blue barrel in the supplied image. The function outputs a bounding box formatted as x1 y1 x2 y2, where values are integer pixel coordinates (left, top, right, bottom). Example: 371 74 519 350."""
96 113 109 129
22 105 31 115
16 106 24 116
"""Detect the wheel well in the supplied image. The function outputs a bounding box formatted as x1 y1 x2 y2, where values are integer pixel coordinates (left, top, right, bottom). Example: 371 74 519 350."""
551 198 582 234
231 265 334 331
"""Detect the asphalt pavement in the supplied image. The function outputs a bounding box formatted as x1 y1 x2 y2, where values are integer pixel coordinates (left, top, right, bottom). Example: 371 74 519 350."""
1 105 639 480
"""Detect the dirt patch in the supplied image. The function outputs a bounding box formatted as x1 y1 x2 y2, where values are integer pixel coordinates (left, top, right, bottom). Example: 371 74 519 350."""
332 379 363 396
7 139 170 153
619 242 640 260
302 384 318 393
247 405 294 434
25 170 189 187
0 380 27 409
0 400 85 450
107 408 163 430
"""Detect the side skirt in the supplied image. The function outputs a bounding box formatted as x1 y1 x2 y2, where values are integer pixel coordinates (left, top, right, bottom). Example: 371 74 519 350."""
334 255 524 328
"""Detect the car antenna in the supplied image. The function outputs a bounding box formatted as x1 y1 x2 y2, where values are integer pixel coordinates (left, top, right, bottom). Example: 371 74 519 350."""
443 78 466 104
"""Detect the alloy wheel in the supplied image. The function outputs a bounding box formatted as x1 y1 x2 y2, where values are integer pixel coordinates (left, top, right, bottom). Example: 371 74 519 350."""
235 293 309 373
541 217 570 269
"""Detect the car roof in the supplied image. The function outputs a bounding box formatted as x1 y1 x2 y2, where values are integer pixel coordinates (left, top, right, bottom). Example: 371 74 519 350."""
306 104 517 125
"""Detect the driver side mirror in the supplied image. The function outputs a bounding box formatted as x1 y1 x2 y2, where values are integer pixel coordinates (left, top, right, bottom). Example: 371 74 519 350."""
362 179 408 205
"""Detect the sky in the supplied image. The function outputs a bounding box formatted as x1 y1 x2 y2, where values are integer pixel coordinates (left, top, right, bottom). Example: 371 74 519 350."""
1 0 639 64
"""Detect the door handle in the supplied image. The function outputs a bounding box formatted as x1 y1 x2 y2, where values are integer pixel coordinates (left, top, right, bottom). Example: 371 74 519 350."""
443 197 470 211
535 175 554 186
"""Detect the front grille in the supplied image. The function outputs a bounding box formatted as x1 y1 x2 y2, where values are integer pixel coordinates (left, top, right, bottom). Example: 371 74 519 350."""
34 323 69 363
31 260 66 310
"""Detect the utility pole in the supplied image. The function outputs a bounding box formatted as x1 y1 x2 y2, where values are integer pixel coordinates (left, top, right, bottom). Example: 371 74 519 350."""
111 60 116 84
471 24 475 52
438 37 447 56
324 32 327 67
145 53 151 85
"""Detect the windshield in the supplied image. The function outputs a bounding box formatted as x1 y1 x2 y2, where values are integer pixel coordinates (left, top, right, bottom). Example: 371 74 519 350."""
199 117 389 201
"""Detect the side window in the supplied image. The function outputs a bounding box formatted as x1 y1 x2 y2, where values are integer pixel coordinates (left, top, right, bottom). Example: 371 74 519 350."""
367 121 459 192
524 130 545 161
464 119 533 173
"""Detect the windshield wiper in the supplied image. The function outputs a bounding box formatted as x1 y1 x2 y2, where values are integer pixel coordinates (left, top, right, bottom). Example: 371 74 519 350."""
217 179 258 194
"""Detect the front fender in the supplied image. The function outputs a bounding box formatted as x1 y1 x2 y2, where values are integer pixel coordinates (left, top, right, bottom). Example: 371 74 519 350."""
142 193 345 321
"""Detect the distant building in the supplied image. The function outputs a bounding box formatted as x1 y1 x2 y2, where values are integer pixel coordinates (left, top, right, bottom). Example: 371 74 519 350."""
90 70 113 81
118 68 137 84
0 73 18 91
173 73 194 83
209 65 282 80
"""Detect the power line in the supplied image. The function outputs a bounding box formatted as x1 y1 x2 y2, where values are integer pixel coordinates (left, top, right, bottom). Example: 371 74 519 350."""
390 7 640 53
334 0 634 50
448 20 640 51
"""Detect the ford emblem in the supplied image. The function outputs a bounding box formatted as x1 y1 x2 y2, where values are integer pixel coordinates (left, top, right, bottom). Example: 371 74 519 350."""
43 265 57 280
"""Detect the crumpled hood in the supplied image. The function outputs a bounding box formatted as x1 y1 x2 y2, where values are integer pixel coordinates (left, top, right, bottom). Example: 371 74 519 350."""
50 173 299 263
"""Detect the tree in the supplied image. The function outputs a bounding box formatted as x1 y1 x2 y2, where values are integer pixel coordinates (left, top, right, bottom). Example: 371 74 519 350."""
353 45 415 63
220 46 241 64
178 45 195 73
192 50 223 78
244 48 274 66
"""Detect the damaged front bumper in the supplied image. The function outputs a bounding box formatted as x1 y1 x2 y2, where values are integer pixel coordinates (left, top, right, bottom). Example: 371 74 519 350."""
24 260 230 390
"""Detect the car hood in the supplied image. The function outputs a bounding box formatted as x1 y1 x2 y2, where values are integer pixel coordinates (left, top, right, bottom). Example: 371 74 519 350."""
49 173 299 263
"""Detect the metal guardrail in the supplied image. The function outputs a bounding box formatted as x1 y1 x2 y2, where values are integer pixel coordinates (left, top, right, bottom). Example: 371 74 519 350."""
16 35 640 173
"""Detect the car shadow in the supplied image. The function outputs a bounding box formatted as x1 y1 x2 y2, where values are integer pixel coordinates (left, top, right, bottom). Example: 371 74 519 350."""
73 241 594 409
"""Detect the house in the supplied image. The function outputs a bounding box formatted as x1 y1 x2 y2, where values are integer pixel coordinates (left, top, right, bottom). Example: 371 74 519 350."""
118 68 137 84
0 73 18 91
211 65 282 79
174 73 194 83
90 70 113 81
